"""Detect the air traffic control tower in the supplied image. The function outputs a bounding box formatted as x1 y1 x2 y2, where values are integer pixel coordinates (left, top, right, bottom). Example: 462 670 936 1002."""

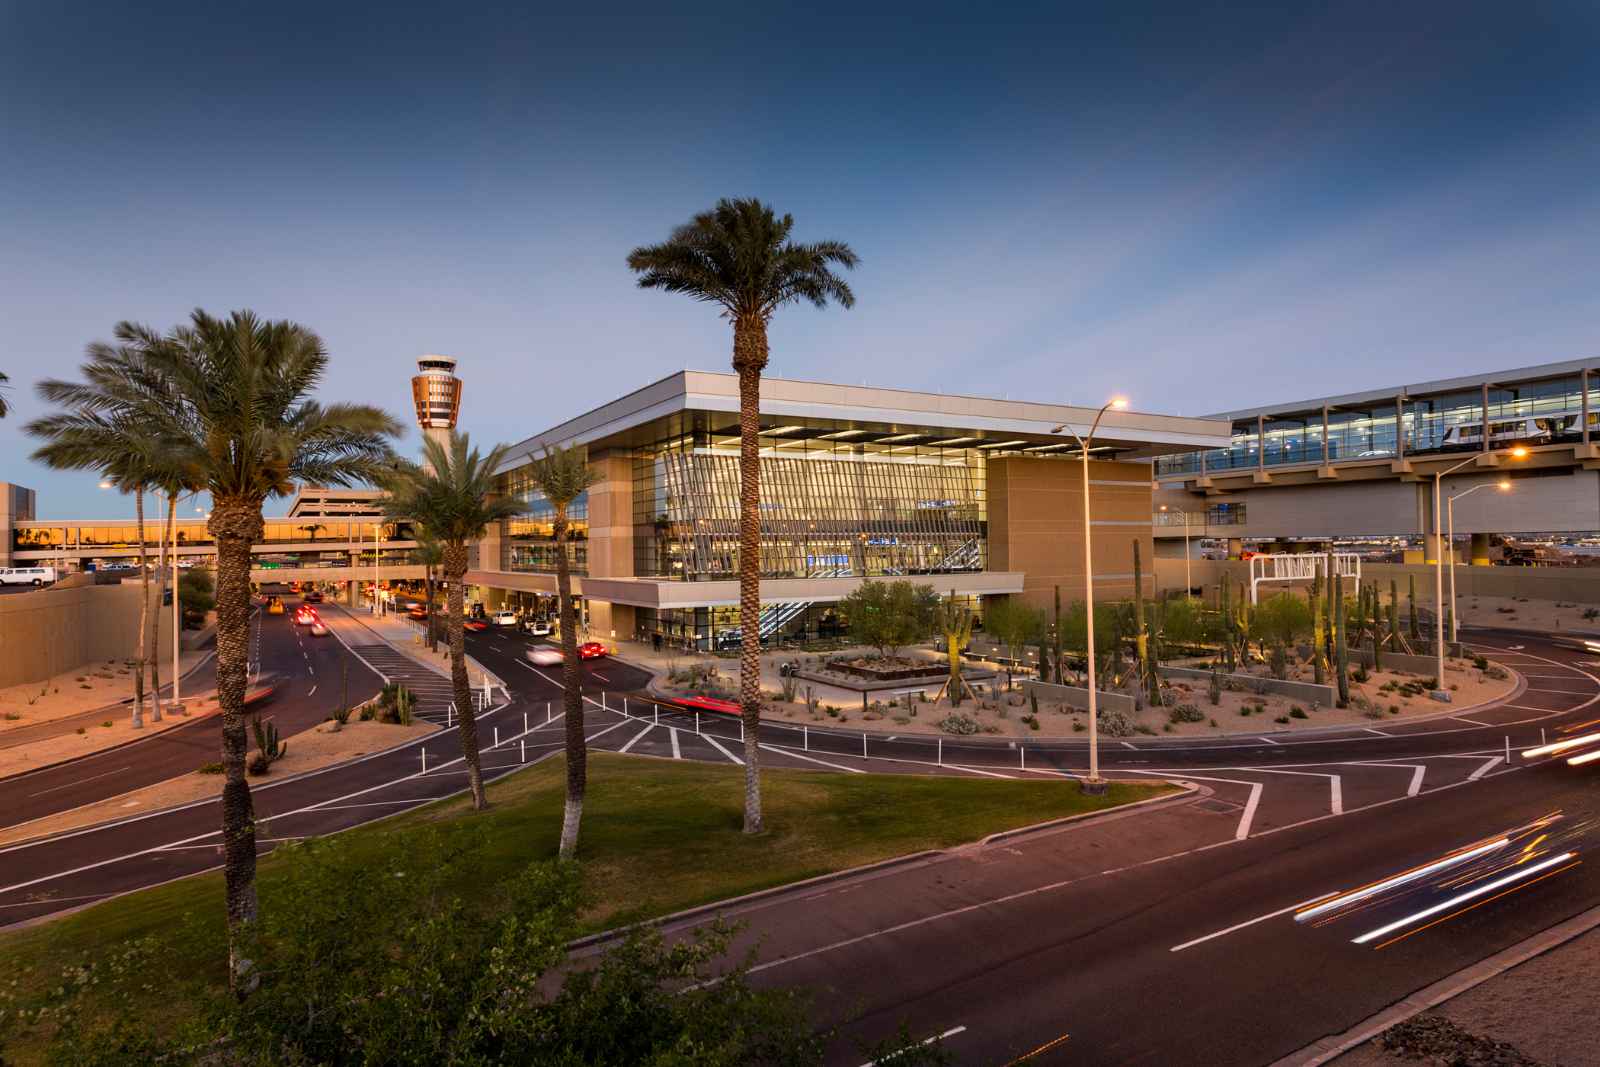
411 355 462 467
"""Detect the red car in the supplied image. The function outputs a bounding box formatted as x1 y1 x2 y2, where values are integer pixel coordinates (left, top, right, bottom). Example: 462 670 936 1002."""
579 641 608 660
675 695 739 716
463 618 490 632
293 606 317 626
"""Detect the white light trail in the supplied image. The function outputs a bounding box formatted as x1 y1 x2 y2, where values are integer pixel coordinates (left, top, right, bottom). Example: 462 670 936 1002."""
1351 852 1577 945
1295 839 1508 923
1522 732 1600 758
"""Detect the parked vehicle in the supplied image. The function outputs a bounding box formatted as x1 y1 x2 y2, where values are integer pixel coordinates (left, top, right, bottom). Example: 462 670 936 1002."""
491 609 519 627
0 566 57 587
524 618 552 636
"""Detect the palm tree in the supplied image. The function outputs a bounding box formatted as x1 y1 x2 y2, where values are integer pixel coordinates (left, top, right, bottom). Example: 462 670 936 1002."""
48 310 400 992
413 524 445 652
628 199 858 833
0 370 10 417
29 335 184 730
381 432 519 812
526 444 601 857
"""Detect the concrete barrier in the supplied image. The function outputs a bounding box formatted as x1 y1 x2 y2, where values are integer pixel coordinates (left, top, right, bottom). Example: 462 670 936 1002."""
1159 665 1337 706
1350 648 1461 675
0 579 172 689
1022 679 1137 714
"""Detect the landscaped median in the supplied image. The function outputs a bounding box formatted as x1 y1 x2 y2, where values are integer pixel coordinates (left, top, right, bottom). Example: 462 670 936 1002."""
0 753 1172 1062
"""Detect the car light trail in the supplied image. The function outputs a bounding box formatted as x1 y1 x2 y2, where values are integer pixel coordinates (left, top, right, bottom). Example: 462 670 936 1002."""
1351 852 1577 945
1522 731 1600 758
1295 839 1509 922
1567 748 1600 767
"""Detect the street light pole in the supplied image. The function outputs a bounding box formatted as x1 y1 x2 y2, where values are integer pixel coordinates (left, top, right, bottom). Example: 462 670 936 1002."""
1432 447 1526 695
1447 480 1511 644
1053 397 1128 792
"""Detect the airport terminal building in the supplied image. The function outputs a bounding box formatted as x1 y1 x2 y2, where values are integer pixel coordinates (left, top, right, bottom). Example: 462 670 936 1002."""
1151 360 1600 563
468 372 1228 650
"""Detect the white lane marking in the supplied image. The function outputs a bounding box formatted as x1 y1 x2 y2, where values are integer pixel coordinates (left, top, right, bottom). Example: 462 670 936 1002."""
1469 755 1504 780
307 685 317 697
617 723 655 754
1170 895 1331 953
1361 727 1391 738
669 728 682 760
1247 767 1342 815
591 671 609 682
758 743 865 773
1120 742 1137 750
1453 717 1496 727
306 665 314 676
1503 703 1582 713
26 766 133 798
1235 782 1263 840
1258 736 1281 746
1344 762 1428 797
943 763 1015 779
702 733 742 765
857 1026 968 1066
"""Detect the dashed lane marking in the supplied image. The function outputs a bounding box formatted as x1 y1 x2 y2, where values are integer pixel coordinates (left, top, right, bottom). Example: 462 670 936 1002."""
702 732 742 765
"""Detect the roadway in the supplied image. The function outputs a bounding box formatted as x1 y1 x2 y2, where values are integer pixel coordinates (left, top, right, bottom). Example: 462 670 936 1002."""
4 620 1599 1065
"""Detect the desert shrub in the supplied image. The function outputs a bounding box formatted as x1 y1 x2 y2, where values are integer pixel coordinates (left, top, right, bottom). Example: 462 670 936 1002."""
1483 665 1508 681
1096 708 1136 737
937 713 980 736
1472 654 1490 671
197 761 223 774
1351 664 1370 683
1273 715 1290 724
1290 707 1307 719
1168 703 1204 724
1021 714 1040 730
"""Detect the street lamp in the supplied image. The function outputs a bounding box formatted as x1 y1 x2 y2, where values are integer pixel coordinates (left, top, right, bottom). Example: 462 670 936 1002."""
1447 480 1512 644
1051 395 1129 793
1432 446 1526 696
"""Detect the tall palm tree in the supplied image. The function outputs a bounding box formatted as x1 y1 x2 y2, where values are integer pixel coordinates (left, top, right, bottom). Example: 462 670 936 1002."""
44 311 400 991
29 335 184 729
628 198 858 833
413 524 445 652
381 432 520 812
526 444 601 857
0 370 10 417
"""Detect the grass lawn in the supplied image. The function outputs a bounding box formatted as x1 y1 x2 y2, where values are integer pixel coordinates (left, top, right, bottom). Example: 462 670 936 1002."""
0 754 1170 1061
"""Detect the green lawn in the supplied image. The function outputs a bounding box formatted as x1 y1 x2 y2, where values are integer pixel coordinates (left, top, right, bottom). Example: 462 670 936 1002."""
0 755 1168 1061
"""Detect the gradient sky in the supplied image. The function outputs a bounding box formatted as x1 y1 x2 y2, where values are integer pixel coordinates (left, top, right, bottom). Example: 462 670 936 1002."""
5 1 1600 517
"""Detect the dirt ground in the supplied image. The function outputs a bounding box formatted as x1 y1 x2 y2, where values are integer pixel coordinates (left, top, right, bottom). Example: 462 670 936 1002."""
0 716 439 847
657 653 1518 740
1456 593 1600 633
0 650 210 734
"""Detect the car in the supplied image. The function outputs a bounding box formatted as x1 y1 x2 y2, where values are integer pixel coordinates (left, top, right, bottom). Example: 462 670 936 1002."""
242 672 285 707
463 618 490 632
309 621 329 637
579 641 608 660
407 605 428 620
0 566 58 587
674 695 740 716
293 606 318 626
303 590 324 603
524 618 552 636
525 646 563 666
266 598 285 615
491 610 519 627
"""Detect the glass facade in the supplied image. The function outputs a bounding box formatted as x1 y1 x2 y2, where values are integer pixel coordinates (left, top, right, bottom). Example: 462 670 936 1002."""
1156 373 1600 478
12 520 406 554
497 467 589 576
631 426 987 581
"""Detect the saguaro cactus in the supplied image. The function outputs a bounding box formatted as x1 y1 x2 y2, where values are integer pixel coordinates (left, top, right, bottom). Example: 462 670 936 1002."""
1334 573 1350 708
1408 574 1419 639
1220 578 1236 671
1053 585 1063 684
938 591 975 708
1133 540 1160 703
1389 579 1400 651
1309 585 1326 685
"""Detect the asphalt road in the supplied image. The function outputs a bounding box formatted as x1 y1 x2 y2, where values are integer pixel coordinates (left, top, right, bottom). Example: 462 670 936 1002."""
5 621 1600 1066
0 601 383 832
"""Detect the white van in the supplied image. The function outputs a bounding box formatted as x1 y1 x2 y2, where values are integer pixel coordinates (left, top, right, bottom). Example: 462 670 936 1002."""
0 566 58 587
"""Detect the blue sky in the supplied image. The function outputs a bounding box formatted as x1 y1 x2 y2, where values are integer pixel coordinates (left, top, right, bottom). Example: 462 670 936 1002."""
5 2 1600 517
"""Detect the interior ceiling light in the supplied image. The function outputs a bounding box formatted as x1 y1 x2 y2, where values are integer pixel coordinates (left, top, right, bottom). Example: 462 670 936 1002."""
977 439 1029 449
874 433 925 443
761 425 806 436
926 437 980 447
1024 443 1073 451
818 429 873 440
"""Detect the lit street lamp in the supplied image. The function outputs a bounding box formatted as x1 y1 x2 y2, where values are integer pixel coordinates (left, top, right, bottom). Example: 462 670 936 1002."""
1052 396 1128 794
1432 447 1526 695
1447 480 1512 644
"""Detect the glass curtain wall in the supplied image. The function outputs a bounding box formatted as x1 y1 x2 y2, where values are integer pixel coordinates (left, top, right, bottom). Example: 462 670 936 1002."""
497 466 589 575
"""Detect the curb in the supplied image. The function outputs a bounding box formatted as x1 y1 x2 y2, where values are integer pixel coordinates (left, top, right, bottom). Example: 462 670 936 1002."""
1272 901 1600 1066
566 777 1199 956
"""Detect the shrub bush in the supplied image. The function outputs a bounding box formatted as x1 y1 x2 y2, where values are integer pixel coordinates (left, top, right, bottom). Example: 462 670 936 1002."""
1289 707 1307 719
1096 708 1136 737
1168 703 1204 724
936 713 980 736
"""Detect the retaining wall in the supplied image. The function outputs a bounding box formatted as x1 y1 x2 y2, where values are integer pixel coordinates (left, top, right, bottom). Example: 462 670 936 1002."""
1022 679 1137 714
0 576 170 689
1158 665 1337 706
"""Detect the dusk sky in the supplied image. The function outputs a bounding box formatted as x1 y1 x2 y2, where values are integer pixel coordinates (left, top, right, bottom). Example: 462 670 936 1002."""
5 2 1600 517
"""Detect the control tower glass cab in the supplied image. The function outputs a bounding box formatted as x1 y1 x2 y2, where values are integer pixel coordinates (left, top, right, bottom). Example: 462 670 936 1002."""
412 355 462 433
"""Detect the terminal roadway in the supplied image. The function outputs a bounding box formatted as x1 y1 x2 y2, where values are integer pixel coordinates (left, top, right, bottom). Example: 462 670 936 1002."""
2 613 1598 1065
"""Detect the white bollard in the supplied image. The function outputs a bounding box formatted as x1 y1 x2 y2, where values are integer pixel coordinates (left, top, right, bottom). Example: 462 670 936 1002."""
1541 727 1547 746
446 703 453 728
1505 735 1511 763
602 692 609 712
1021 746 1026 770
421 748 427 773
862 732 868 759
523 711 528 734
521 739 526 762
938 737 943 766
803 725 809 751
625 697 630 717
654 705 659 725
740 720 745 743
494 726 499 748
696 712 701 735
547 701 552 724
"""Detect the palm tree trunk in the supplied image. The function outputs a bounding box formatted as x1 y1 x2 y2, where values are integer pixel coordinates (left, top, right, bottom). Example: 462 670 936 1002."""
210 501 262 993
149 493 171 722
554 511 585 858
132 488 148 730
733 320 767 834
445 544 488 810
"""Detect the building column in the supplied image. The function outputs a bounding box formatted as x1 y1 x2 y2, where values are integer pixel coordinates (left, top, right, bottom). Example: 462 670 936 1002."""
1481 382 1491 453
1470 532 1491 566
1584 368 1591 446
1321 404 1330 465
1396 394 1406 460
1256 415 1265 471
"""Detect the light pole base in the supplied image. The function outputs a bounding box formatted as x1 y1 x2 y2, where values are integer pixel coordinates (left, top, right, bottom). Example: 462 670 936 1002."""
1079 777 1109 796
1429 689 1452 703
